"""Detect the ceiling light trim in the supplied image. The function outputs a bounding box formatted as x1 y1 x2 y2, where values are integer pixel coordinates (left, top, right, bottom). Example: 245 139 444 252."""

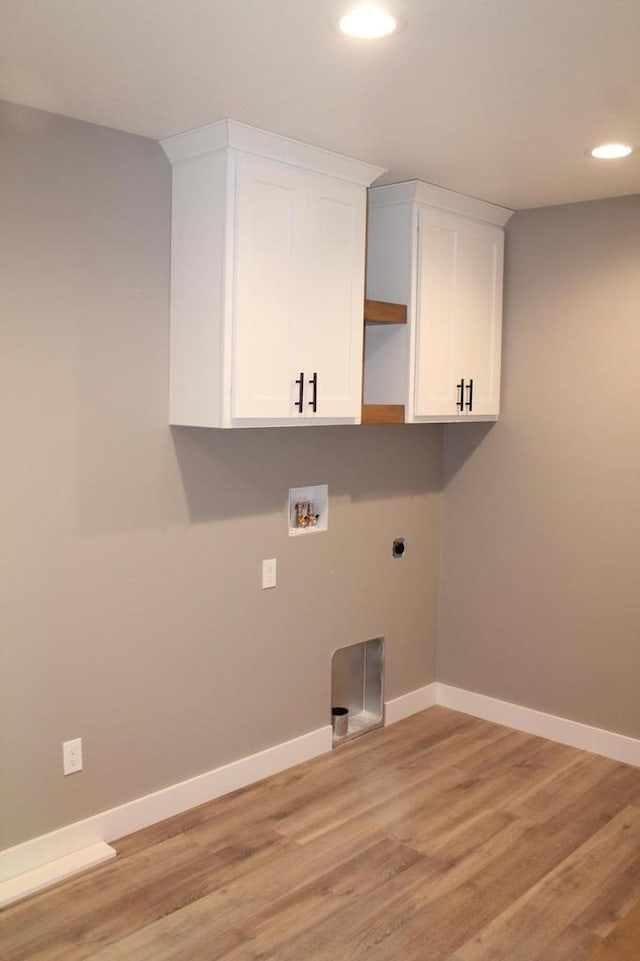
589 142 634 160
338 4 399 39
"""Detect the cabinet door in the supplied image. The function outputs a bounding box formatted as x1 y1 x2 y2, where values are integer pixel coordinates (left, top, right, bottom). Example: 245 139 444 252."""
302 176 366 420
414 208 503 419
454 217 503 417
414 208 458 417
231 155 305 420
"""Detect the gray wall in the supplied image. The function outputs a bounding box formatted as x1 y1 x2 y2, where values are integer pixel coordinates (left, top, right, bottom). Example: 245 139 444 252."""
0 101 442 848
439 195 640 738
5 98 637 854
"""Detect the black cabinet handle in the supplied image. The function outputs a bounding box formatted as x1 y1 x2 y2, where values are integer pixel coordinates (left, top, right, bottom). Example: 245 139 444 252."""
465 378 474 412
456 379 465 412
294 372 304 412
308 372 318 413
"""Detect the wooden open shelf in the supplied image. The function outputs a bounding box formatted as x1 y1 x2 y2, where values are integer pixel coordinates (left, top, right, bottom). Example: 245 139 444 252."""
364 298 407 325
361 404 405 425
362 299 407 424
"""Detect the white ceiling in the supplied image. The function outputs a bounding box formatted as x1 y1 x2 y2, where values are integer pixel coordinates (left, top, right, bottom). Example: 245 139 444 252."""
2 0 640 209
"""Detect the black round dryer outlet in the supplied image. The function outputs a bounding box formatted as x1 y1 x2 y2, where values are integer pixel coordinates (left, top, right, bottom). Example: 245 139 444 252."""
392 538 405 558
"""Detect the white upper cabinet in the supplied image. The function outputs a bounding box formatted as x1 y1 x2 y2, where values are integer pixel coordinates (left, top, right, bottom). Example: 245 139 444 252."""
161 120 383 428
364 182 513 423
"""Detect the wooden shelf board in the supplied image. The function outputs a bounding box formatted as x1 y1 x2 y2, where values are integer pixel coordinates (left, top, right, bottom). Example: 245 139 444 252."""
364 299 407 325
361 404 405 425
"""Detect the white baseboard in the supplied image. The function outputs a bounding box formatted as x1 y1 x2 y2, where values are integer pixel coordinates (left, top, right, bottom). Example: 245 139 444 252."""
0 724 332 897
385 683 438 724
0 685 437 900
0 842 116 909
436 683 640 768
4 681 639 906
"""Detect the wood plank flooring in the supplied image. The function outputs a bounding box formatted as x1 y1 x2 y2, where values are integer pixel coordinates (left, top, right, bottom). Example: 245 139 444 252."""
2 706 640 961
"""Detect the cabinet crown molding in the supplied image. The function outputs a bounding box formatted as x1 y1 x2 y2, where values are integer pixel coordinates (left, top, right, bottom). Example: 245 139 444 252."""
368 180 513 227
161 118 385 187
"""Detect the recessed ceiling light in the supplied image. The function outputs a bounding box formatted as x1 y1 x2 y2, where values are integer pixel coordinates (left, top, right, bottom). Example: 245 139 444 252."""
590 142 634 160
339 5 398 39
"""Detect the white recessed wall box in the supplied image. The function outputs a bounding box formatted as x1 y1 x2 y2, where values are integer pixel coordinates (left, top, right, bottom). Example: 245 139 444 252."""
289 485 328 536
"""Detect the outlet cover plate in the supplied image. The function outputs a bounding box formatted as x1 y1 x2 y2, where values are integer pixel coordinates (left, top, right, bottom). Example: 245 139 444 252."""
262 558 277 589
63 738 83 775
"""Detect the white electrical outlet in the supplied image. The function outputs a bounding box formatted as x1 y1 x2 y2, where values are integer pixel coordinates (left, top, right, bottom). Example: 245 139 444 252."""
262 558 277 590
63 738 83 775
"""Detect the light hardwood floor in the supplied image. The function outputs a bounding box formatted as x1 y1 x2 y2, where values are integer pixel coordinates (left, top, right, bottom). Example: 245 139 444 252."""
2 707 640 960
